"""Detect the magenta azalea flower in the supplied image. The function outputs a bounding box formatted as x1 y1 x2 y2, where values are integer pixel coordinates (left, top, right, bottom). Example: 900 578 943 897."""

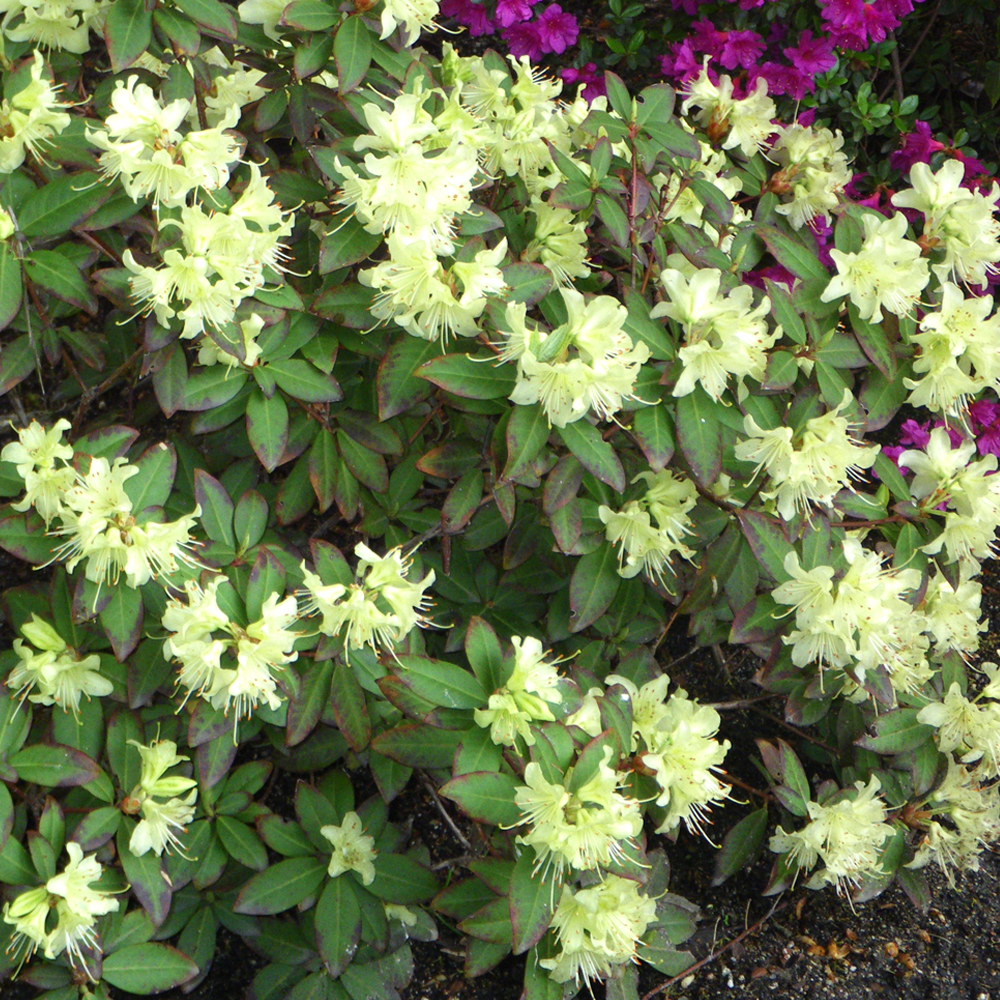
532 4 579 54
440 0 495 35
720 29 766 69
495 0 536 27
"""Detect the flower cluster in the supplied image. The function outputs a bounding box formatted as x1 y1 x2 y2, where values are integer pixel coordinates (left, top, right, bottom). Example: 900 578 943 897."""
539 876 657 988
512 748 643 882
498 286 650 427
86 75 294 342
87 76 242 209
0 0 107 52
163 576 300 739
441 0 579 63
299 543 435 659
123 739 199 857
772 538 937 699
7 615 111 717
917 675 1000 779
902 283 1000 417
907 760 1000 885
769 776 895 893
122 165 294 341
610 675 732 837
2 422 201 589
474 635 565 746
681 61 776 158
892 159 1000 288
821 211 929 322
599 469 698 589
0 50 71 174
735 391 879 521
769 123 852 230
899 426 1000 565
321 811 379 885
653 267 778 401
2 844 119 975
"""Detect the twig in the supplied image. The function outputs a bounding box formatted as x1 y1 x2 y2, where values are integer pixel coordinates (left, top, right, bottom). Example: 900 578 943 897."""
708 694 781 711
431 854 476 871
888 33 904 104
71 345 146 433
640 896 794 1000
750 707 839 753
877 0 943 104
419 771 474 853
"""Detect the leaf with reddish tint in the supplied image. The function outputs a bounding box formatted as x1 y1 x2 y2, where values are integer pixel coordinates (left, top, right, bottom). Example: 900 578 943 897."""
233 856 327 915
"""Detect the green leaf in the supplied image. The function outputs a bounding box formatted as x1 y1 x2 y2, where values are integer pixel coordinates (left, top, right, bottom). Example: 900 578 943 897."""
282 0 337 30
873 452 910 503
99 584 144 660
0 782 13 852
464 617 504 692
258 815 314 857
268 359 342 403
856 708 935 754
595 192 630 247
366 854 438 904
194 469 235 547
334 14 372 92
736 511 792 584
246 547 287 622
330 662 371 751
173 0 238 38
557 420 625 493
16 173 108 238
315 877 362 977
757 225 830 284
118 822 172 926
247 390 290 472
103 0 153 70
125 442 177 512
377 336 437 420
569 542 621 633
631 404 674 471
181 367 248 412
217 816 269 872
24 250 96 312
234 856 328 915
509 850 553 954
318 215 382 272
860 365 908 432
10 744 100 787
370 724 463 769
417 353 516 400
395 655 487 709
765 279 806 344
623 287 674 360
675 387 723 486
177 907 217 988
102 943 199 993
0 243 21 331
501 263 553 306
504 403 550 483
0 508 53 564
439 772 522 827
337 429 388 493
712 806 767 885
848 301 896 378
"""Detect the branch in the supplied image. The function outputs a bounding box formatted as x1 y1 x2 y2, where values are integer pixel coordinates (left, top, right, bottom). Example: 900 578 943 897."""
640 896 794 1000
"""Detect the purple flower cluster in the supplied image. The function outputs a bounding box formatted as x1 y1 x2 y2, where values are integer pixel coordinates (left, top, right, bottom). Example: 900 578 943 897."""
440 0 579 61
663 19 843 100
818 0 924 51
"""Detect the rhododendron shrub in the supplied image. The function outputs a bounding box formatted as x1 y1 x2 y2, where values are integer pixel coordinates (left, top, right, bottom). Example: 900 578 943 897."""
0 5 997 1000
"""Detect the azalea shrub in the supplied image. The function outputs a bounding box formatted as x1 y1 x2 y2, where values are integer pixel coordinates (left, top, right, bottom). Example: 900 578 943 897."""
0 2 999 1000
